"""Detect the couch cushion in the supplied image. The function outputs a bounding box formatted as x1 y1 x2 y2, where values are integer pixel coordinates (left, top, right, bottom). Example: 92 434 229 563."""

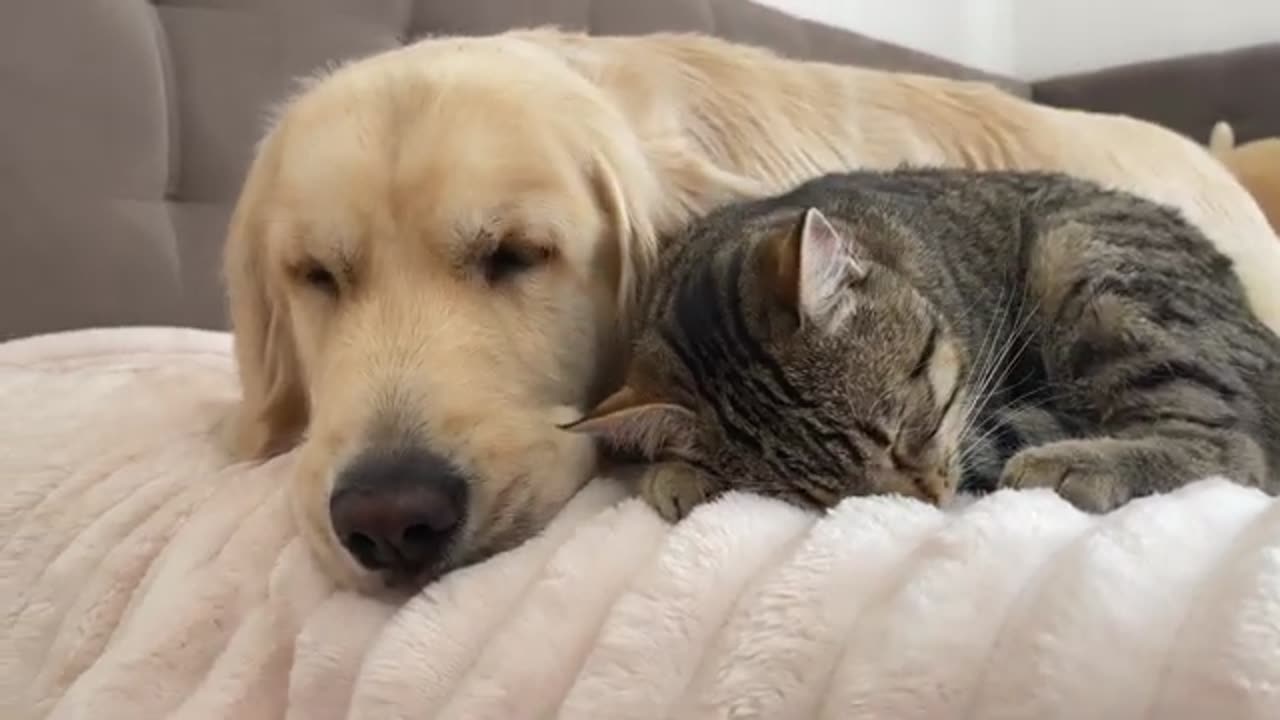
0 0 1023 340
1032 43 1280 145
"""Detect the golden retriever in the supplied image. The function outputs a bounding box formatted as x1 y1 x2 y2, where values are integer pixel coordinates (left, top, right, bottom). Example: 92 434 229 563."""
224 28 1280 591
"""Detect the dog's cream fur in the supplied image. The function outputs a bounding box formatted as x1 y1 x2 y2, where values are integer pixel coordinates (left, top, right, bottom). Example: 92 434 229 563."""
224 28 1280 588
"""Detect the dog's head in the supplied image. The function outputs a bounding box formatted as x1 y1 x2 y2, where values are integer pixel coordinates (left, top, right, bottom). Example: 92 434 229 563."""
224 33 756 590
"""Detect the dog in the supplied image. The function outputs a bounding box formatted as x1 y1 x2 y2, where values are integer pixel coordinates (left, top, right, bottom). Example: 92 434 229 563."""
223 28 1280 591
1209 120 1280 235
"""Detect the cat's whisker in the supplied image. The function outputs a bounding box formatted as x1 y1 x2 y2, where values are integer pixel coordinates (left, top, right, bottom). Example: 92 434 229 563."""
987 292 1039 377
962 291 1044 435
961 379 1072 441
1001 381 1075 409
962 287 1008 387
959 312 1011 430
976 287 1028 388
962 335 1018 431
960 422 1009 458
969 284 1015 387
955 295 1051 467
958 383 1081 469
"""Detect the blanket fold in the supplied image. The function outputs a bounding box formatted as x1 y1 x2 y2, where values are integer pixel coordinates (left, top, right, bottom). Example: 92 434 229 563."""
2 328 1278 720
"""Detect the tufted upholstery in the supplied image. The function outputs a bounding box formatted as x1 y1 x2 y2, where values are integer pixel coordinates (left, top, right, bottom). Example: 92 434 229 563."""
0 0 1023 340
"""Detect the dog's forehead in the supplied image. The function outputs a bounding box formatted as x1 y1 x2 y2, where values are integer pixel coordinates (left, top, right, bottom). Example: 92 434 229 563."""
266 53 612 260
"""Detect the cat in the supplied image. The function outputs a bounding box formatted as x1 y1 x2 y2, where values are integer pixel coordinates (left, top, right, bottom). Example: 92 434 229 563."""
564 168 1280 521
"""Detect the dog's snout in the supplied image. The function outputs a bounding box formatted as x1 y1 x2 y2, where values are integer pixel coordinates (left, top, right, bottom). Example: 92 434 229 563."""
329 447 468 580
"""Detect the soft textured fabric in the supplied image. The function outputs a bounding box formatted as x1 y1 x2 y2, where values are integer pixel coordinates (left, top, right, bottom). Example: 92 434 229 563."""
0 0 1022 342
3 327 1280 720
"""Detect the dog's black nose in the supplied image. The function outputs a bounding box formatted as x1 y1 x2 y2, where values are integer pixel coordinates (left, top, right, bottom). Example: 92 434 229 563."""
329 447 468 580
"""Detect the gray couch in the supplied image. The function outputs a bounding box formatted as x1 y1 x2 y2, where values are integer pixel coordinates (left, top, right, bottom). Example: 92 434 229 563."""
2 1 1276 341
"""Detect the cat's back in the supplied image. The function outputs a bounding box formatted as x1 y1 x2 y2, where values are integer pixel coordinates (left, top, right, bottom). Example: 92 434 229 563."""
681 167 1076 245
666 166 1261 321
793 167 1112 222
770 168 1090 251
776 167 1257 274
661 167 1095 313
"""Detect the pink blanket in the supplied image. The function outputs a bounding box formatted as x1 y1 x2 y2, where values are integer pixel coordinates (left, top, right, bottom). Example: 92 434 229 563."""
3 328 1279 720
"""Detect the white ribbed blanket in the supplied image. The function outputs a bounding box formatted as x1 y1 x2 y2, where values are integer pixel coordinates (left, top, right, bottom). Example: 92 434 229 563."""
1 328 1278 720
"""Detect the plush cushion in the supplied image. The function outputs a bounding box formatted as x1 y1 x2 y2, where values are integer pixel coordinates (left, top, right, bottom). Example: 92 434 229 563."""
0 0 1022 340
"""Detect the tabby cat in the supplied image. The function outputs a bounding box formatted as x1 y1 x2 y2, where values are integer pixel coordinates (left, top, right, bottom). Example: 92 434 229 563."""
565 168 1280 520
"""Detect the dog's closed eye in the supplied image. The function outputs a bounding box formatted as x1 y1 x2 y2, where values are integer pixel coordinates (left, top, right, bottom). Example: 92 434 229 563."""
484 236 554 284
295 262 340 297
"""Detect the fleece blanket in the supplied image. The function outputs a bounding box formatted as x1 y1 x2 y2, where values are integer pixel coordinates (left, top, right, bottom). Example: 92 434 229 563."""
2 328 1279 720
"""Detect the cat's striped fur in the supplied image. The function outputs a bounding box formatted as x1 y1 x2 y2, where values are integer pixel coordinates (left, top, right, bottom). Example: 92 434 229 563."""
572 168 1280 518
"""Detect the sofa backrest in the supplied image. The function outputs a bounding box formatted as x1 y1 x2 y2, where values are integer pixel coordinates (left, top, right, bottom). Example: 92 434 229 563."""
1033 43 1280 146
0 0 1022 340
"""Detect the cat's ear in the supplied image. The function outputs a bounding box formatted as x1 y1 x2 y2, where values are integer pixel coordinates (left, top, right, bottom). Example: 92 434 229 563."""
765 207 866 332
561 385 698 461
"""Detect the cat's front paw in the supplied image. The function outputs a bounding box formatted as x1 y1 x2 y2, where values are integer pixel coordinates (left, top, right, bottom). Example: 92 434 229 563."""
999 440 1133 513
637 463 716 523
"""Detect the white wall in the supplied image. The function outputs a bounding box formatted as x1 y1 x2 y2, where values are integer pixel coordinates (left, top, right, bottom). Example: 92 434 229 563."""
1013 0 1280 79
753 0 1280 80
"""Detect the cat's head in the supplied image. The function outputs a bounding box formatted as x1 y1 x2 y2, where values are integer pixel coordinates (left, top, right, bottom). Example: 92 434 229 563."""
567 205 970 510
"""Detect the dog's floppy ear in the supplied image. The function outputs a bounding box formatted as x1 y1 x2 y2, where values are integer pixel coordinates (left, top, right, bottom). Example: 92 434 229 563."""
588 141 662 331
589 134 765 325
223 129 308 460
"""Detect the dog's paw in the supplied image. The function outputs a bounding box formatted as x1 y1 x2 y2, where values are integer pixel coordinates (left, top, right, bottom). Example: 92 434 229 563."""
637 463 715 523
999 440 1132 513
